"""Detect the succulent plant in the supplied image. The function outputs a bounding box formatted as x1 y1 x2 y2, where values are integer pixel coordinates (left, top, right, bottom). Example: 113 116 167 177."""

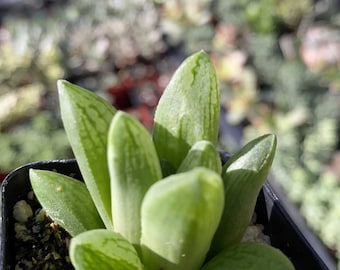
159 2 339 263
29 51 293 269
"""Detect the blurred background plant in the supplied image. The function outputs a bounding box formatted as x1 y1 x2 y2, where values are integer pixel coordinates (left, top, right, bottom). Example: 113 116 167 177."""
0 0 177 172
0 0 69 173
0 0 339 266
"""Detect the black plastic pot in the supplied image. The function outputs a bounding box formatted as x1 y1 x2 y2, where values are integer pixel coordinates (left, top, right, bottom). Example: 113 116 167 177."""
0 160 337 270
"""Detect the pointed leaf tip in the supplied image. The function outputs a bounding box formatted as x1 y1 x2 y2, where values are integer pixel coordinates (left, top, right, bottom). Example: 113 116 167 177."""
209 134 277 255
30 169 104 237
225 133 277 173
108 111 161 246
153 51 220 169
141 168 224 270
58 80 116 230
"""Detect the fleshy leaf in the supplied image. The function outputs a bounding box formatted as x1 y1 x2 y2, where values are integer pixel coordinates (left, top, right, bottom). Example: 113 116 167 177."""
141 168 224 270
160 159 176 178
202 242 295 270
108 111 161 247
209 134 277 256
177 140 222 174
70 229 144 270
30 169 104 237
153 51 220 169
58 80 116 230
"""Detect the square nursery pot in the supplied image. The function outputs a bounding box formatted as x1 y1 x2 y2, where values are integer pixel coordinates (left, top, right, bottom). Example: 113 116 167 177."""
0 159 337 270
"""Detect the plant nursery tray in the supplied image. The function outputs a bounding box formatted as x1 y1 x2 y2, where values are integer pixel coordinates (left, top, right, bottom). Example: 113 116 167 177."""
0 160 337 269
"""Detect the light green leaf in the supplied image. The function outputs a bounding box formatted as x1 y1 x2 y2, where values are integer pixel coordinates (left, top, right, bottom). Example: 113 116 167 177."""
153 51 220 169
108 111 161 247
70 229 144 270
209 134 277 256
177 140 222 174
58 80 116 230
141 168 224 270
30 169 104 237
202 242 295 270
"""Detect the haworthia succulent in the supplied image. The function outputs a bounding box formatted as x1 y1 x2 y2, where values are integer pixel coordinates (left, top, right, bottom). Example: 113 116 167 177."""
209 134 277 257
177 140 222 174
202 242 295 270
58 80 116 230
70 229 144 270
141 168 224 270
30 169 104 237
153 51 220 169
108 111 162 247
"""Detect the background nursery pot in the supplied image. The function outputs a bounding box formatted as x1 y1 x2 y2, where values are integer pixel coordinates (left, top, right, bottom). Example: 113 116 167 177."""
0 159 337 270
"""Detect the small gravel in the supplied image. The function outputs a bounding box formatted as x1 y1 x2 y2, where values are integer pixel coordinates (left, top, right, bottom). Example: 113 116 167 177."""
13 191 74 270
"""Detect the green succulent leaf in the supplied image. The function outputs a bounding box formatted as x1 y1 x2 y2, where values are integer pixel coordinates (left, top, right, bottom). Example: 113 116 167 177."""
141 168 224 270
202 242 295 270
160 159 176 178
58 80 116 230
177 140 222 174
30 169 104 237
153 50 220 169
70 229 144 270
209 134 277 256
108 111 162 247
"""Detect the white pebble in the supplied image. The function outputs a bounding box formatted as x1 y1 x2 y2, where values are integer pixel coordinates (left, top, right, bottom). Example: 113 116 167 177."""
13 200 33 223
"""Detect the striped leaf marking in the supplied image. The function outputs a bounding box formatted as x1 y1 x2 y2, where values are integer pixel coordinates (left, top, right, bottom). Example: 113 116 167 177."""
108 111 161 247
58 80 116 230
209 134 277 256
141 168 224 270
153 51 220 170
177 140 222 174
202 242 295 270
30 169 104 237
70 229 144 270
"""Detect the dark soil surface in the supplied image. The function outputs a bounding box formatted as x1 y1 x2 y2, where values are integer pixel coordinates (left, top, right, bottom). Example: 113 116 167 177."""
13 190 74 270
